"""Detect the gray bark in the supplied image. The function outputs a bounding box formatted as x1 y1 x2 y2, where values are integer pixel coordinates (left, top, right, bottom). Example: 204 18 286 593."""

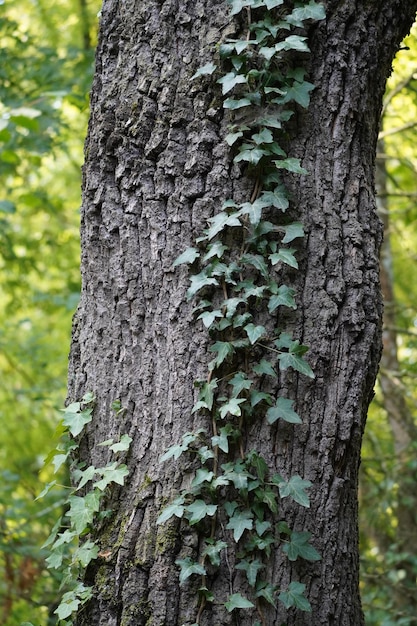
68 0 417 624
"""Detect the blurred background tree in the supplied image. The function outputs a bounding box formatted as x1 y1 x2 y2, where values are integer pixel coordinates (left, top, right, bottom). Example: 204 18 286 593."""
360 24 417 626
0 0 99 623
0 1 415 624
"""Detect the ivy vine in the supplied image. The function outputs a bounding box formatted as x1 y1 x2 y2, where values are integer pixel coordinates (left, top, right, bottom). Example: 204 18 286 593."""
37 394 131 625
158 0 325 623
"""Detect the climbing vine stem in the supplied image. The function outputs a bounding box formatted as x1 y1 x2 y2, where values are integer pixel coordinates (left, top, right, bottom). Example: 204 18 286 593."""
158 0 325 623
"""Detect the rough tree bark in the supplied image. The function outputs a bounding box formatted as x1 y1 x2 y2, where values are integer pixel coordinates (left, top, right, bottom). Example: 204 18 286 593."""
68 1 417 624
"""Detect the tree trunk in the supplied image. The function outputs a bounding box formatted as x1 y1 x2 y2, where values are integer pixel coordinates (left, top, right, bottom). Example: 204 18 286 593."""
68 0 417 624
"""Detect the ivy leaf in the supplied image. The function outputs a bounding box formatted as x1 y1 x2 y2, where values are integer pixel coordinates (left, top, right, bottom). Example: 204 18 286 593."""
192 468 214 488
226 509 253 541
282 222 304 243
219 397 246 418
283 531 321 562
206 211 241 239
278 475 312 507
229 371 252 396
287 1 326 26
235 558 264 586
269 248 298 269
253 359 276 377
259 186 289 211
223 97 252 110
278 581 312 612
172 247 200 267
250 390 273 407
225 131 243 146
75 465 96 490
240 253 269 278
255 519 271 536
74 540 99 568
185 500 217 524
187 272 218 300
61 403 93 437
191 63 217 79
265 0 284 7
202 540 228 566
225 593 255 611
211 424 235 453
109 434 133 453
67 492 100 534
209 341 234 368
274 157 308 174
244 323 266 344
252 127 274 144
266 397 302 425
283 80 315 107
203 240 229 261
278 352 314 378
175 557 206 585
268 285 296 312
197 309 223 328
255 581 277 606
234 146 269 165
276 34 309 53
217 71 247 94
156 496 185 524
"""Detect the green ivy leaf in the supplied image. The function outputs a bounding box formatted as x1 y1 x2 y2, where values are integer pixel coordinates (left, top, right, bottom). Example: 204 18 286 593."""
234 146 269 165
229 371 252 396
175 557 206 584
282 222 304 243
269 248 298 269
255 581 277 606
223 97 252 109
156 496 185 524
173 247 200 267
67 492 101 534
197 309 223 328
209 341 234 368
225 593 255 611
226 508 253 541
225 131 244 146
74 540 99 568
206 211 241 239
211 424 235 453
187 271 218 299
94 461 129 491
202 539 228 566
278 352 314 378
268 285 296 312
185 500 217 524
219 397 246 418
191 468 214 488
287 0 326 26
191 63 217 79
278 475 312 507
109 434 132 453
274 157 308 174
266 397 302 425
259 186 289 211
217 71 247 95
253 359 276 377
283 531 321 562
61 403 93 437
278 581 312 612
235 558 264 586
282 79 315 107
244 323 266 344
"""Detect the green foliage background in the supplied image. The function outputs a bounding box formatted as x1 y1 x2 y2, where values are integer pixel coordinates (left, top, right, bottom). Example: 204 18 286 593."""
0 1 415 623
0 0 99 622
